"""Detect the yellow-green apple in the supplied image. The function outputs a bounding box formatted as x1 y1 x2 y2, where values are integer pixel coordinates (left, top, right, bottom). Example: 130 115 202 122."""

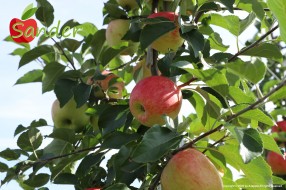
266 151 286 175
147 12 184 53
51 98 90 133
94 70 125 99
129 76 182 127
161 148 223 190
116 0 139 10
106 19 130 48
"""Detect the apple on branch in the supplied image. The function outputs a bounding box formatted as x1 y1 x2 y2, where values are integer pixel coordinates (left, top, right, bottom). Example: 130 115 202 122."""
267 151 286 175
147 12 184 53
51 98 90 133
161 148 223 190
92 70 125 99
129 76 182 127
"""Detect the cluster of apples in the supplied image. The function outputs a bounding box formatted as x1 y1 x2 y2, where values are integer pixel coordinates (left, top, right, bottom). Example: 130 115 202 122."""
266 121 286 175
106 2 184 53
51 1 224 189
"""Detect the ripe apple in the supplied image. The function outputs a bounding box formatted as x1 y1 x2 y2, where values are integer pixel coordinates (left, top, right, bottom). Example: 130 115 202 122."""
51 98 90 133
271 120 286 141
266 151 286 175
147 12 184 53
94 71 125 99
129 76 182 127
9 18 37 43
116 0 139 10
106 19 130 48
161 148 223 190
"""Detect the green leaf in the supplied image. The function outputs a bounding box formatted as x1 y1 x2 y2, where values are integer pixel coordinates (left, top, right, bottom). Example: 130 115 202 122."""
131 126 182 163
54 79 77 107
77 22 98 36
202 13 240 36
228 86 256 104
75 153 104 177
48 128 76 144
90 29 106 62
42 62 66 93
60 39 82 52
35 0 54 27
233 128 263 163
19 45 55 68
208 32 229 52
220 144 273 187
181 29 205 57
0 162 9 172
17 128 43 152
240 43 283 62
101 131 140 149
237 0 264 20
105 183 131 190
218 0 235 13
269 86 286 102
226 59 266 84
43 139 73 159
272 175 286 185
239 12 256 35
104 2 127 18
10 48 29 57
260 133 281 155
0 148 21 160
73 83 92 108
100 46 129 67
53 173 78 185
267 0 286 43
140 19 176 50
15 69 43 85
21 3 37 20
230 105 274 126
176 62 229 96
59 19 80 37
24 173 50 187
4 35 30 49
99 105 130 135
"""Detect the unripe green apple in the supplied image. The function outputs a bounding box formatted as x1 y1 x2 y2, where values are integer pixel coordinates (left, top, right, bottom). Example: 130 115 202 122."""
129 76 182 127
106 19 130 48
94 71 125 99
148 12 184 53
116 0 139 10
161 148 223 190
51 98 90 133
266 151 286 175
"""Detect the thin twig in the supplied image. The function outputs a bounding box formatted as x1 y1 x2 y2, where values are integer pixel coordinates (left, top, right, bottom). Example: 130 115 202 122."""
51 38 77 71
228 25 279 62
178 77 198 88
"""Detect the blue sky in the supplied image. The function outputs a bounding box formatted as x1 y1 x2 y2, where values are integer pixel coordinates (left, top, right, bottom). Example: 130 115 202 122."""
0 1 105 189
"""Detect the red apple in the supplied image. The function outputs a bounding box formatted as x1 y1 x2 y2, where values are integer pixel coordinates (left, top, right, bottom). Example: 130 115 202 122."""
129 76 182 127
267 151 286 175
106 19 130 48
147 12 184 53
9 18 37 43
116 0 139 10
161 148 223 190
94 71 125 99
271 121 286 141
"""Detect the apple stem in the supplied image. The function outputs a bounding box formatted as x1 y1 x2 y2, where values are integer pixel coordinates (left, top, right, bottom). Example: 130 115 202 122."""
178 77 198 89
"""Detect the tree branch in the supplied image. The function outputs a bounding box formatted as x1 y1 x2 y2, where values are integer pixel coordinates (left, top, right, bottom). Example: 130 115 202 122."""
149 78 286 189
228 25 279 62
178 77 198 88
51 38 77 71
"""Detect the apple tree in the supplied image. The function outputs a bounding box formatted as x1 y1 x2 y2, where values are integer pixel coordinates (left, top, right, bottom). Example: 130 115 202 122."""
2 0 286 189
